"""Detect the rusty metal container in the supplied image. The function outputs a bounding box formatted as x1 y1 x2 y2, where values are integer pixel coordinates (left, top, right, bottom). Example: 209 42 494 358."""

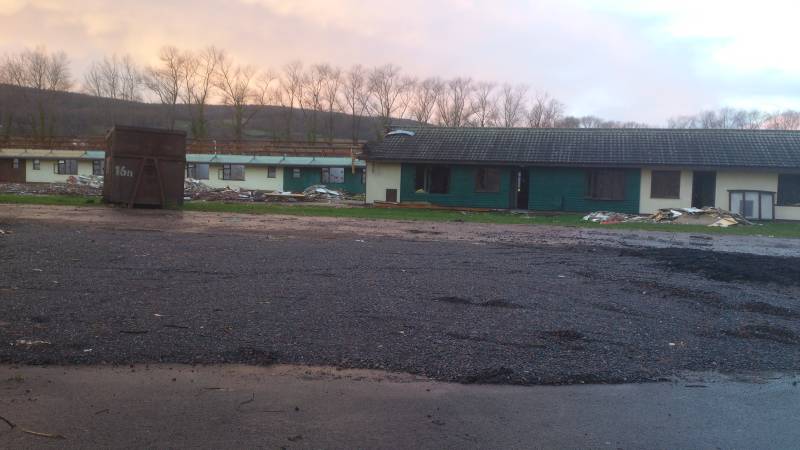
103 126 187 208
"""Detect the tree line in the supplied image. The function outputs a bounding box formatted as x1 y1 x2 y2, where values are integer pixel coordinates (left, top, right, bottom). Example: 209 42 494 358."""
1 45 799 142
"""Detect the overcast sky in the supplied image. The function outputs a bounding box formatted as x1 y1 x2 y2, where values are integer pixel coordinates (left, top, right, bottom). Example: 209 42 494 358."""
1 0 798 125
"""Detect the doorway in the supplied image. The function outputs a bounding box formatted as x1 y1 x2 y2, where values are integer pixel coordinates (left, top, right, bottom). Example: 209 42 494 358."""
514 168 529 209
0 158 25 182
692 171 716 208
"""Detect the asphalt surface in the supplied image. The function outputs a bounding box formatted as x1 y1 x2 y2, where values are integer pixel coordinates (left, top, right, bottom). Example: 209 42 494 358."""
2 218 799 384
2 365 799 449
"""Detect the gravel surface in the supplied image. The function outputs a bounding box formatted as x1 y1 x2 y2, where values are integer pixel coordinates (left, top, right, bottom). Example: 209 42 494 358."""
1 219 799 385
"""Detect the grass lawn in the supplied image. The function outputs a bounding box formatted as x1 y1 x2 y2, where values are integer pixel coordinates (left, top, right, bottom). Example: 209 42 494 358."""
2 193 800 238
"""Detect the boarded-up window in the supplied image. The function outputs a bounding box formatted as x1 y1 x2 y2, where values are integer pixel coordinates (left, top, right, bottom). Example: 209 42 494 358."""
221 164 245 181
33 159 40 170
92 160 105 176
650 170 681 199
475 168 501 193
55 159 78 175
586 169 625 201
267 166 277 178
322 167 345 184
778 174 800 206
186 163 209 179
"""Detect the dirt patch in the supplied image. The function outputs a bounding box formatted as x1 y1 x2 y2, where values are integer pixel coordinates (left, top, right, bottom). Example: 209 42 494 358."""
739 302 800 319
625 248 800 286
458 367 517 384
541 330 585 342
405 229 444 235
722 325 799 345
433 296 523 309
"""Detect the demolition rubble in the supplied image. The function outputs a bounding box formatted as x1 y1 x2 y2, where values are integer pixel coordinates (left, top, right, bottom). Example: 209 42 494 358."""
583 207 754 227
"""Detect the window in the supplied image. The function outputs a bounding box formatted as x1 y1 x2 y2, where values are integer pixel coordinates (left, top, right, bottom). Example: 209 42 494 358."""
360 168 366 185
221 164 245 181
186 163 209 179
92 160 105 176
650 170 681 199
778 174 800 206
586 169 625 201
12 158 19 169
475 168 501 193
267 166 277 178
292 168 301 179
32 159 40 170
730 190 774 220
413 165 450 194
322 167 345 184
55 159 78 175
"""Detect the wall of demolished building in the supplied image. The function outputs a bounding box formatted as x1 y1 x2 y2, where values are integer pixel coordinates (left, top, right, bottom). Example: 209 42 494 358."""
528 167 641 214
638 169 694 214
25 159 96 183
365 162 402 203
200 164 284 191
398 163 514 209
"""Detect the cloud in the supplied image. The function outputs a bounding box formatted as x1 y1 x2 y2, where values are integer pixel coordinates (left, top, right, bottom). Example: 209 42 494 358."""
0 0 797 124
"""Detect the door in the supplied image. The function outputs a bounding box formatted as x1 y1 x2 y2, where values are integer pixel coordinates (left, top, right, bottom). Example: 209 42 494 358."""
0 158 26 182
692 171 716 208
515 168 529 209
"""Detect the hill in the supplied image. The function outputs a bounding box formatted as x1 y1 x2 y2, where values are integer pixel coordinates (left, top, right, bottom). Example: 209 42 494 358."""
0 84 417 141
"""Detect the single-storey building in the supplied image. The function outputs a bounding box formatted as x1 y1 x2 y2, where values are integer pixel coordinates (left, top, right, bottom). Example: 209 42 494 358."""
362 127 800 221
0 149 366 194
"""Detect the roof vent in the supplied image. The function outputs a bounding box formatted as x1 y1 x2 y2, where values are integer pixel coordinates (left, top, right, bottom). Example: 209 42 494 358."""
386 129 415 137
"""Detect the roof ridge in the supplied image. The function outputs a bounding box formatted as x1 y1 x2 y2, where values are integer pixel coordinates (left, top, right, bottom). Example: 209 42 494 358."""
388 125 800 133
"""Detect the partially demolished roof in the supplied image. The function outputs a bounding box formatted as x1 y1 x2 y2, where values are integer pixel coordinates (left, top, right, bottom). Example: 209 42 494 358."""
363 127 800 170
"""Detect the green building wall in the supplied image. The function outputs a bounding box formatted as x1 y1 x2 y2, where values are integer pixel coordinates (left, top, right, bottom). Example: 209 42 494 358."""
528 167 641 213
283 167 365 194
399 163 514 208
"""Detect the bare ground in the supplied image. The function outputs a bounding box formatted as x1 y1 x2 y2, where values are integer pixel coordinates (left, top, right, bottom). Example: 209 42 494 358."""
1 204 799 385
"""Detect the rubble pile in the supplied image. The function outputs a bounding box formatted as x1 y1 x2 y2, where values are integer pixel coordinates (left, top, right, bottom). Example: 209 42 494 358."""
583 211 644 224
584 207 754 227
0 182 102 196
650 207 753 227
70 175 104 189
302 185 343 200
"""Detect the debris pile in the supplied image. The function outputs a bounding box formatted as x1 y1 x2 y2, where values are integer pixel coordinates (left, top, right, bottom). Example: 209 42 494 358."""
69 174 104 189
583 207 753 227
302 185 343 200
650 207 753 227
583 211 644 224
0 182 101 196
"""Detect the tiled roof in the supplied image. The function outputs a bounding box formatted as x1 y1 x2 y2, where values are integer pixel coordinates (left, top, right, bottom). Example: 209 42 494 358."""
363 127 800 169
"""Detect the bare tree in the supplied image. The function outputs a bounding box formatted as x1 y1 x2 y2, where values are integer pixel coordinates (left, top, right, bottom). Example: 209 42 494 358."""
321 64 343 142
144 46 184 130
579 116 605 128
0 46 72 138
181 46 223 138
468 81 497 127
436 77 473 127
84 54 143 101
215 54 274 142
527 92 564 128
367 64 411 131
408 77 441 125
498 83 527 127
277 61 304 140
299 64 327 142
766 110 800 130
341 64 370 143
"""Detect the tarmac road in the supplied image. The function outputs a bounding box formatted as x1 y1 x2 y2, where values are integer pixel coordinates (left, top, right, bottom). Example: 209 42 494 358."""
0 365 798 449
1 211 800 384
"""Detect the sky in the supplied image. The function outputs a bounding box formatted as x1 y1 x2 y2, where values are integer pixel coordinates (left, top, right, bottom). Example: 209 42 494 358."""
1 0 799 125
